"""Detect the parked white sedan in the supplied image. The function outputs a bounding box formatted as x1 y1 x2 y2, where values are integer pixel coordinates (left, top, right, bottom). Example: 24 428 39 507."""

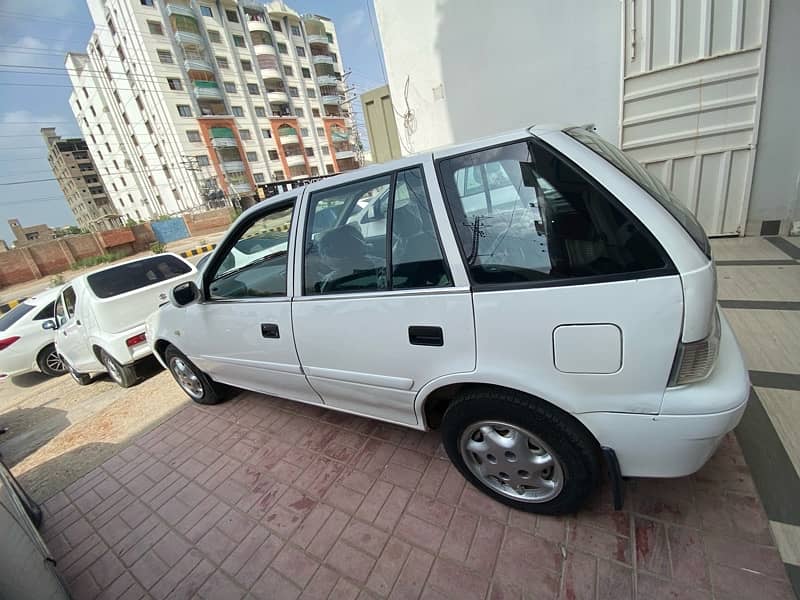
0 288 65 379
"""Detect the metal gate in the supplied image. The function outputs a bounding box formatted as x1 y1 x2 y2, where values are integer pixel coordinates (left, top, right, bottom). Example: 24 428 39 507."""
621 0 770 235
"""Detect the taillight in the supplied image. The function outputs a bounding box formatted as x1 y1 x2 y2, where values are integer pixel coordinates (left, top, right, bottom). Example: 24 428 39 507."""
668 309 721 386
126 333 147 347
0 336 21 351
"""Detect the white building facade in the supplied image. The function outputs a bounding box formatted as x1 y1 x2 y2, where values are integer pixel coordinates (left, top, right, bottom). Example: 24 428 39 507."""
68 0 358 222
375 0 796 237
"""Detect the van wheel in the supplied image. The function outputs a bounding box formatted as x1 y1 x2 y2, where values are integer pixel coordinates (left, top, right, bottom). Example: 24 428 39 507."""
100 350 137 388
68 364 92 386
164 345 225 405
36 344 67 377
440 387 602 515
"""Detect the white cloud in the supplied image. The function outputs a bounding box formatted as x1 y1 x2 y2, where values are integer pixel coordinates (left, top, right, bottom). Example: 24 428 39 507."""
0 36 57 67
340 8 367 36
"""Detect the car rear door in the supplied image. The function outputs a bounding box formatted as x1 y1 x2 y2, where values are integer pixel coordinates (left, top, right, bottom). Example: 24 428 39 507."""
291 158 475 427
54 284 99 372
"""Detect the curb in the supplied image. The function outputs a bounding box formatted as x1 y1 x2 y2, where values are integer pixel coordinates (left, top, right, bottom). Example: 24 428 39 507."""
0 297 27 315
179 243 217 259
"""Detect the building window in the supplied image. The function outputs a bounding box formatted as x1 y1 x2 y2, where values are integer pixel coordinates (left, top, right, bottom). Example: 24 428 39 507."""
226 9 239 22
136 95 144 110
326 32 334 43
232 106 244 117
82 87 89 98
306 88 316 98
291 25 301 37
208 29 221 42
247 83 259 95
177 104 192 117
140 0 153 6
274 170 284 181
121 176 127 186
283 65 293 76
187 130 201 142
246 151 257 161
316 127 325 136
113 160 120 170
253 172 265 183
295 46 306 57
199 5 213 17
241 59 252 71
300 127 309 136
301 67 311 79
157 49 173 64
277 42 287 55
268 150 279 160
216 56 229 69
97 124 104 134
167 77 182 90
223 81 236 92
196 155 210 166
305 147 314 157
326 164 334 174
254 106 266 117
90 105 97 117
105 142 112 152
295 107 304 117
131 134 139 146
233 35 246 48
271 20 281 32
261 128 272 138
239 129 251 140
147 21 163 35
321 146 329 156
312 108 320 117
288 86 299 98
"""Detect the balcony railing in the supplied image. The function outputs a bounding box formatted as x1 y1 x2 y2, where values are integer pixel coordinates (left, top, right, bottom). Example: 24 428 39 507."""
267 90 289 103
316 75 338 87
212 138 238 148
331 130 350 142
193 80 222 99
260 66 281 80
232 182 253 193
285 154 306 167
321 95 340 105
222 160 245 172
166 4 195 18
335 149 355 160
184 57 212 72
311 54 334 65
175 30 203 47
307 34 328 46
279 134 299 145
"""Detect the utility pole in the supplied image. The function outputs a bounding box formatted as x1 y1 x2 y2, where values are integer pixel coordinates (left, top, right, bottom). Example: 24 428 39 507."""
180 155 205 210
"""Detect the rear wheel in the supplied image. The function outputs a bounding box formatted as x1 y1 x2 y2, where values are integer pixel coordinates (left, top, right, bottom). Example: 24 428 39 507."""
100 350 137 388
164 345 226 405
441 387 602 515
36 344 66 377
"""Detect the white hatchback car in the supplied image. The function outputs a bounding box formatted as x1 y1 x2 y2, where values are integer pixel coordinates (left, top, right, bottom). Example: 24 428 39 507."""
0 288 66 379
147 125 749 514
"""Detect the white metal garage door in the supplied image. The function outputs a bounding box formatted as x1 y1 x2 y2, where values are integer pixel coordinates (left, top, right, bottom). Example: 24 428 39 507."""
621 0 770 236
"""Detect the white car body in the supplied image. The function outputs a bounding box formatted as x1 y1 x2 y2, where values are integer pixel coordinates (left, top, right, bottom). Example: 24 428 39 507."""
53 253 196 378
0 288 63 379
147 125 749 483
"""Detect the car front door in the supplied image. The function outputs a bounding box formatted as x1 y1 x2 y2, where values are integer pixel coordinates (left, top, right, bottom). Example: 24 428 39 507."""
177 198 322 405
292 161 476 427
54 285 96 371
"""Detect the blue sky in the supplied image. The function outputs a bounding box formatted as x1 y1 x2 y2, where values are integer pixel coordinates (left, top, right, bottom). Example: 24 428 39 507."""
0 0 386 245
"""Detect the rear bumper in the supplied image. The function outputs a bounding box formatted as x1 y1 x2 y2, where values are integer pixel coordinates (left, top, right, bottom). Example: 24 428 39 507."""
96 326 152 367
577 312 750 478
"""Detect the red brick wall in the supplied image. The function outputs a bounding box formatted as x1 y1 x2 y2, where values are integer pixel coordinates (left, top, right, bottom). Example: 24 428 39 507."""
27 243 72 276
130 224 156 252
184 209 233 236
98 228 136 249
65 234 103 260
0 251 38 287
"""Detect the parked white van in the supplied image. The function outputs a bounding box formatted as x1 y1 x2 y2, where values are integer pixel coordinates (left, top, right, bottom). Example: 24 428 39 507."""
46 253 195 388
146 126 749 514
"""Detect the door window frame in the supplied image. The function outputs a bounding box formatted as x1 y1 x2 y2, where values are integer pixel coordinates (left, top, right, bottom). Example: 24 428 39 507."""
201 197 297 302
297 163 455 299
434 136 677 292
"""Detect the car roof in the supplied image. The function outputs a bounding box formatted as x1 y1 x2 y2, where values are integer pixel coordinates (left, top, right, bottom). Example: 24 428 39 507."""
22 286 62 306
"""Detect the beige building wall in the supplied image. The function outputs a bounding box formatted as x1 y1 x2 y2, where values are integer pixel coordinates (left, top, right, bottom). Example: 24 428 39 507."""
361 85 401 163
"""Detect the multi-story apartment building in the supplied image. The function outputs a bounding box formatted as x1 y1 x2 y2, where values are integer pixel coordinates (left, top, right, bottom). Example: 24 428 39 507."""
41 128 122 231
67 0 358 222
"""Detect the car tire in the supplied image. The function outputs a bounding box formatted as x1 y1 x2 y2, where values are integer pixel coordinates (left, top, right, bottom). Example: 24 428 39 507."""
36 344 67 377
68 364 92 386
164 344 226 405
100 350 138 388
440 387 602 515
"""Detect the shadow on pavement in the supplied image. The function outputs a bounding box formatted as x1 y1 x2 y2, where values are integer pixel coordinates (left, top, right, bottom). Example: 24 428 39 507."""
0 406 70 468
10 372 61 389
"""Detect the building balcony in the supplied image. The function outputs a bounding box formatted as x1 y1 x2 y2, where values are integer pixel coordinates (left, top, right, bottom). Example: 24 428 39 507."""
279 133 299 145
193 81 222 99
336 149 355 160
247 19 269 34
267 90 289 103
167 4 195 19
261 66 281 80
316 75 338 87
175 30 204 47
211 137 238 148
232 181 253 193
184 57 213 72
321 94 340 105
285 154 306 167
253 44 275 56
331 129 350 142
307 34 328 46
222 160 245 173
311 54 334 66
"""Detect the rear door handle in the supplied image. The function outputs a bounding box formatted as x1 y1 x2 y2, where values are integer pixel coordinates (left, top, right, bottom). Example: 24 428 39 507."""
261 323 280 339
408 325 443 347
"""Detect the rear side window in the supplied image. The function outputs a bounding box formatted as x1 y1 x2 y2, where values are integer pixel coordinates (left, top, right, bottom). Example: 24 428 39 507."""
0 303 34 331
565 127 711 258
87 256 191 298
33 301 56 321
438 140 669 287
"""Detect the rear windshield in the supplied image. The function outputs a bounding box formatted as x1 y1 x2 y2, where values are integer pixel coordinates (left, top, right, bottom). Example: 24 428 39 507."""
87 255 192 299
565 127 711 258
0 302 34 331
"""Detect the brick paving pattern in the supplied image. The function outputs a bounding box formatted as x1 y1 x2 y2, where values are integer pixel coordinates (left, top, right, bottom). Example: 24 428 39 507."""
39 392 794 599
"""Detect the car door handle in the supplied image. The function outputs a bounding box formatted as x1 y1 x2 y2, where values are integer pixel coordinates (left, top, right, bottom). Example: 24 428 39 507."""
261 323 280 339
408 326 443 347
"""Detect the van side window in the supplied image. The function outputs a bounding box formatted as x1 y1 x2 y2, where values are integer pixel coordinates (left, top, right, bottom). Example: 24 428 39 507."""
63 287 77 318
438 141 668 286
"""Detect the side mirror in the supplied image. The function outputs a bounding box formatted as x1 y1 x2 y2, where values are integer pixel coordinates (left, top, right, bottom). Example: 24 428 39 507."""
42 319 58 331
170 281 200 308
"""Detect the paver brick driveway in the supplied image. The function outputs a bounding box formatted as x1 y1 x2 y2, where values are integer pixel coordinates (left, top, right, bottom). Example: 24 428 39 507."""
39 392 794 599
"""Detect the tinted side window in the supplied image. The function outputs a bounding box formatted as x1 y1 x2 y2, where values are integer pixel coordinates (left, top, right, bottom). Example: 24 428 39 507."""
0 303 34 331
439 141 667 286
209 202 294 299
62 287 77 319
87 256 191 298
33 301 56 321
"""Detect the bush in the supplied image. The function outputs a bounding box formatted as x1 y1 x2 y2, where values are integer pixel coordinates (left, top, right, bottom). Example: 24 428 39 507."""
70 251 126 270
150 241 167 254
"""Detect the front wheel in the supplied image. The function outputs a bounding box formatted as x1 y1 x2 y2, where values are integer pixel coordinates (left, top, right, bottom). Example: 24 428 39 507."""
441 388 602 515
36 344 67 377
164 345 226 405
100 350 137 388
